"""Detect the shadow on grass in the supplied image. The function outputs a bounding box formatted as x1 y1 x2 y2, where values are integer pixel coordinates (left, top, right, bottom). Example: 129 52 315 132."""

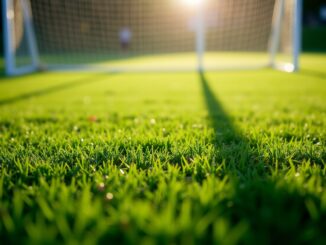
199 72 262 177
0 74 112 106
299 69 326 80
198 72 325 243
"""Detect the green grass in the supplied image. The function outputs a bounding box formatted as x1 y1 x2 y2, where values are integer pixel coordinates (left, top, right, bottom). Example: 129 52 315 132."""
0 54 325 244
30 52 270 71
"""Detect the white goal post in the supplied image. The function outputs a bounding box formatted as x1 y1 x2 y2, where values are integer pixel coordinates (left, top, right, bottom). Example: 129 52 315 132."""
3 0 302 76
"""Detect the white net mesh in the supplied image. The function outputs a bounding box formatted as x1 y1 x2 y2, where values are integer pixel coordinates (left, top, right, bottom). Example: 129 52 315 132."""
11 0 34 69
9 0 297 72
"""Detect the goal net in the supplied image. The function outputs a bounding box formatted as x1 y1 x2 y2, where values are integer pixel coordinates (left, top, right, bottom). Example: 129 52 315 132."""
3 0 302 75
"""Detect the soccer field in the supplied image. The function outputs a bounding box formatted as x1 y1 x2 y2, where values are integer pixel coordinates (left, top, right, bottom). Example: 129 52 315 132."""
36 52 271 72
0 54 325 244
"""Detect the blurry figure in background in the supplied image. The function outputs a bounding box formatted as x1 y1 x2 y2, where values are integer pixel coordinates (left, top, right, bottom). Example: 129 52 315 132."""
320 5 326 23
119 27 132 51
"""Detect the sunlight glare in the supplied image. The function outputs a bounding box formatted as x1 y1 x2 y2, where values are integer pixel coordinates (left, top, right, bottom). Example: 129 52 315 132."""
182 0 202 7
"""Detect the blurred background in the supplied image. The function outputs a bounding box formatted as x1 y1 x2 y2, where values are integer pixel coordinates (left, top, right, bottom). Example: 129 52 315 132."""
0 0 325 57
303 0 326 51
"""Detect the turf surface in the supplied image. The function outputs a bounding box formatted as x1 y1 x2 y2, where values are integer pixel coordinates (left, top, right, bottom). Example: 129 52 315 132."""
0 54 325 244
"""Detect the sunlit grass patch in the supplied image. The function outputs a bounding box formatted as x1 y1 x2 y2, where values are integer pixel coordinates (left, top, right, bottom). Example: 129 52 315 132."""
0 54 325 244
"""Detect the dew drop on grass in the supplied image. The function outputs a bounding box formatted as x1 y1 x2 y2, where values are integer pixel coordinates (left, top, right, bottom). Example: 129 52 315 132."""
162 128 168 136
150 118 156 125
295 172 300 177
97 182 105 192
105 192 114 201
120 169 125 175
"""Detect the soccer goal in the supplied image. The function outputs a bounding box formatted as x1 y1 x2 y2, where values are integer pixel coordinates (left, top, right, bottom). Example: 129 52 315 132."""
3 0 302 76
